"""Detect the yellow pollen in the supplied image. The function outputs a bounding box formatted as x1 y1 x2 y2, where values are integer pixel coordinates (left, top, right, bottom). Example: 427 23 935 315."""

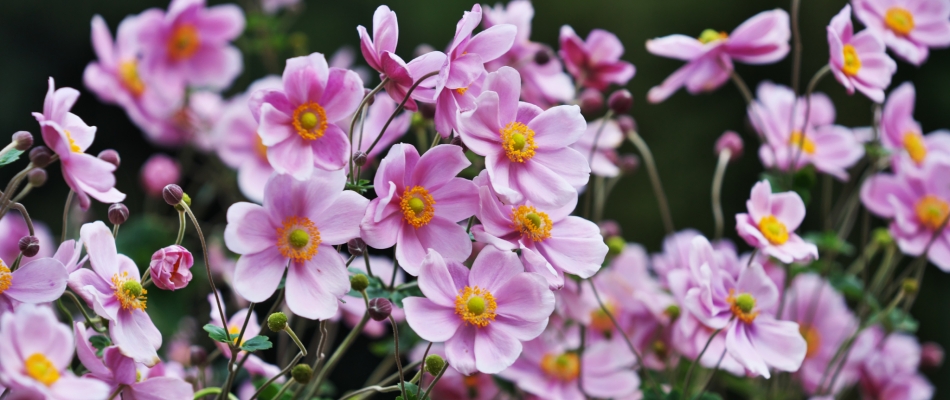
118 60 146 97
698 29 729 44
540 353 580 381
800 325 822 359
276 216 321 262
789 131 817 155
64 130 82 153
254 132 269 161
291 102 328 141
842 44 861 77
455 286 497 327
455 87 469 95
903 132 927 164
111 271 147 312
590 302 617 333
915 195 950 231
0 262 10 294
168 24 200 61
500 122 537 163
400 186 436 228
228 325 248 346
758 215 789 245
885 7 915 36
511 205 552 242
727 289 759 324
25 353 59 387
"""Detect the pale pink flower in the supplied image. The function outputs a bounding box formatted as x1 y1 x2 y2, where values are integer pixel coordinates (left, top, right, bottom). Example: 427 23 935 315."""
0 256 68 313
827 5 898 103
0 211 54 265
571 117 624 177
559 26 635 91
854 327 934 400
853 0 950 65
736 180 819 263
879 82 950 171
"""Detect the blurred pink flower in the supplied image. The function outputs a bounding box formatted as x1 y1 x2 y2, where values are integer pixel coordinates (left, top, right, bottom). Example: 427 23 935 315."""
559 26 635 91
411 342 504 399
0 256 67 313
879 82 950 171
0 212 54 265
570 117 624 177
140 154 181 197
854 327 934 400
853 0 950 65
149 245 193 291
827 5 897 103
736 180 818 263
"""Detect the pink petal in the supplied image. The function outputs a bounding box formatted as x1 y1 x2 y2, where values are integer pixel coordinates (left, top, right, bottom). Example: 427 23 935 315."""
111 311 161 366
258 103 295 146
413 216 473 263
6 258 68 303
493 272 554 326
410 145 471 190
528 105 585 149
320 68 363 122
233 249 287 303
466 24 517 62
403 297 461 342
80 221 119 278
647 34 706 61
285 250 348 320
430 178 479 223
445 325 478 375
312 190 367 245
416 249 465 306
224 202 276 255
750 316 807 372
310 124 350 171
267 136 314 180
360 199 402 250
474 325 521 373
282 53 328 106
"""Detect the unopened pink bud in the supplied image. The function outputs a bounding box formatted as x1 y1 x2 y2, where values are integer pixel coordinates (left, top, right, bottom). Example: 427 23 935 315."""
149 245 194 291
922 342 944 370
97 149 121 168
12 131 33 151
578 88 604 115
608 90 633 114
714 131 743 162
141 154 181 198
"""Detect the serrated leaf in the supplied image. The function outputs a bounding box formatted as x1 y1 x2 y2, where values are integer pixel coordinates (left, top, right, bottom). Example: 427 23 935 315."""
0 149 24 167
204 324 233 343
89 335 111 357
241 335 274 352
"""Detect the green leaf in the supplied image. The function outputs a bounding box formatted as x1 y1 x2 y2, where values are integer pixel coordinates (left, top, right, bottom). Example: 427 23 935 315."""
804 231 855 256
828 273 865 302
883 308 919 333
393 382 420 400
241 335 274 352
204 324 233 343
0 149 23 167
89 335 111 357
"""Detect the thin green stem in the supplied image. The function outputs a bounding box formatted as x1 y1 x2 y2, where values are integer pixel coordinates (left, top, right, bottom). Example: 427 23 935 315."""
304 293 372 399
61 190 74 242
419 363 449 400
194 387 239 400
175 211 186 245
64 291 106 333
248 351 304 400
626 131 674 234
711 149 731 241
683 328 723 393
389 315 408 400
349 78 389 182
365 71 440 156
284 325 308 356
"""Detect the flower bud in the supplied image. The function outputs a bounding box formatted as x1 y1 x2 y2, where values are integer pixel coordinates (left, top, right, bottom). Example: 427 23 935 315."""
109 203 129 225
189 346 208 366
141 154 181 198
149 245 194 291
598 220 621 238
616 115 636 133
450 135 468 153
873 228 893 246
347 238 365 256
901 278 918 294
97 149 121 168
424 354 445 375
292 364 312 383
29 146 51 168
418 102 436 120
608 90 633 114
714 131 743 162
267 312 289 332
363 88 376 106
618 154 640 174
534 48 551 65
18 236 39 258
606 236 625 256
664 304 681 320
12 131 33 151
353 151 368 167
27 169 47 187
368 297 393 322
175 193 192 212
921 342 944 370
350 273 369 292
163 184 184 206
578 88 603 115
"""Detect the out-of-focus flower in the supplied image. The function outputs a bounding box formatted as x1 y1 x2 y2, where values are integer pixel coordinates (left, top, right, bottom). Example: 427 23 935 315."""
715 130 744 161
879 82 950 171
736 180 819 263
140 154 181 197
224 171 366 319
262 0 300 15
348 90 411 162
827 5 897 103
336 255 404 337
559 26 635 91
403 248 554 375
0 212 53 265
646 9 791 103
149 245 193 291
853 327 934 400
206 295 284 380
853 0 950 66
571 117 624 177
0 256 67 313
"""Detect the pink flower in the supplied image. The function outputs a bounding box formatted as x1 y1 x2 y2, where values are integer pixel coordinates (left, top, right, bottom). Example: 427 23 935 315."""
248 53 364 179
570 117 624 177
0 256 67 313
403 247 554 375
69 222 162 366
206 295 283 379
137 0 244 90
140 154 181 197
853 0 950 65
646 9 791 103
458 67 590 208
0 211 54 265
224 171 367 319
410 343 503 399
337 255 404 338
750 81 864 180
827 5 897 103
33 78 125 210
472 171 607 288
736 180 819 263
854 327 934 400
879 82 950 171
0 304 110 399
359 144 477 274
860 159 950 270
559 26 635 91
149 245 193 291
348 90 412 161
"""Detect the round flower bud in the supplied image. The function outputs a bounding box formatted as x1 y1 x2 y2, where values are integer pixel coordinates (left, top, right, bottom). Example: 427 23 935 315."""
12 131 33 151
163 184 184 206
363 88 376 106
189 346 207 366
18 236 40 258
424 354 445 375
350 273 370 292
418 102 436 120
267 312 289 332
149 245 194 291
714 131 743 162
598 220 622 238
97 149 121 168
108 203 129 225
578 88 603 115
606 236 625 256
27 169 47 187
534 48 551 65
291 364 312 383
901 278 918 294
368 297 393 322
347 238 365 257
28 146 51 168
664 304 681 320
921 342 944 370
608 89 633 114
353 151 368 167
141 154 181 198
873 228 893 246
616 115 637 133
618 154 640 174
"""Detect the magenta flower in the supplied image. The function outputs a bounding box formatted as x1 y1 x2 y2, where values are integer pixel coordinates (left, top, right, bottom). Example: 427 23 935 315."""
570 117 624 177
854 327 934 400
458 67 590 208
137 0 244 90
0 255 67 313
646 9 790 103
403 248 554 375
149 245 194 291
0 304 111 399
750 81 864 180
879 82 950 170
359 144 477 274
337 255 405 338
140 154 181 197
736 180 819 263
861 159 950 270
0 211 54 265
33 78 125 210
472 171 607 288
349 90 412 161
206 295 283 379
224 171 367 319
828 5 897 103
853 0 950 65
248 53 364 179
559 26 635 91
69 221 162 366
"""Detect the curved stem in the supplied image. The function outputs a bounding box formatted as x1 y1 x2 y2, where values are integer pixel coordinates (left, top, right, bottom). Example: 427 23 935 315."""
349 78 389 182
682 328 723 393
389 315 408 400
790 0 803 93
61 190 74 243
194 387 239 400
726 68 754 105
64 290 107 333
107 385 125 400
175 211 186 245
419 363 449 400
790 65 832 171
365 71 440 157
711 150 731 241
626 131 674 234
8 203 34 235
284 325 308 356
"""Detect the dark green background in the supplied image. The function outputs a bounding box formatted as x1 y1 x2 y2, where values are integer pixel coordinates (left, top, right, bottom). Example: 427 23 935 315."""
1 0 948 397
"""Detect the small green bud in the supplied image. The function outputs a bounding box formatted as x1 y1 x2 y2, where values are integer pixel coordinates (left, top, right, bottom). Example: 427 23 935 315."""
873 228 893 246
902 278 919 295
350 273 369 292
291 364 312 383
267 312 288 332
606 236 625 256
664 304 681 320
424 354 445 375
174 192 192 212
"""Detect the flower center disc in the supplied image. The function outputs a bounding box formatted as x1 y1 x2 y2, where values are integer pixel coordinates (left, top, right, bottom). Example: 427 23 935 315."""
455 286 497 327
915 195 950 231
697 29 728 44
511 205 552 242
789 131 817 155
589 302 617 333
118 60 146 97
727 289 759 323
885 7 915 36
758 215 789 245
276 216 322 262
25 353 59 387
842 44 861 77
541 353 580 381
400 186 436 228
500 122 537 163
168 24 200 61
799 325 822 359
903 132 927 164
111 271 147 312
292 102 328 141
0 262 11 294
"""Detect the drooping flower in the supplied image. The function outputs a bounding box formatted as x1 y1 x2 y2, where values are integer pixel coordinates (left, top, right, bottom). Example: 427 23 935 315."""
248 53 364 179
861 159 950 270
559 26 635 91
570 117 624 177
827 5 898 103
0 304 111 399
458 67 590 208
472 171 607 288
0 211 54 265
206 295 283 379
33 78 126 210
0 256 67 313
853 0 950 66
224 171 367 319
336 255 405 338
149 245 193 291
403 247 554 375
137 0 245 90
646 9 791 103
853 326 934 400
359 144 477 274
736 180 819 263
140 154 181 197
750 81 864 180
879 82 950 170
69 221 162 366
348 90 412 162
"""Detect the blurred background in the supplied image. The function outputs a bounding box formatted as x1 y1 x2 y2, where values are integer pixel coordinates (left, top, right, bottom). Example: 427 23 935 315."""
2 0 949 397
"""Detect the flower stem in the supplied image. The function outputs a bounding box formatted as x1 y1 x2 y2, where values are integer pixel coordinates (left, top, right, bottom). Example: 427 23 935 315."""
248 351 304 400
61 190 74 243
626 131 674 234
682 327 722 394
365 71 440 157
389 315 408 400
349 78 389 183
419 363 449 400
194 387 239 400
790 0 803 93
175 210 186 245
711 149 731 241
304 293 372 399
284 325 308 356
63 290 106 333
790 64 831 172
